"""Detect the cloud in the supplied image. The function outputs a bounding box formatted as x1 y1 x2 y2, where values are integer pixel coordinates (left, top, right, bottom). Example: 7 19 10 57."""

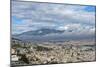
12 0 96 39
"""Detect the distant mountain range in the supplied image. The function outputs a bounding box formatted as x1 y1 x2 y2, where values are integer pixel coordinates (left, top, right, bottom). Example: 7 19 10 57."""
12 28 66 42
12 28 95 42
17 28 65 36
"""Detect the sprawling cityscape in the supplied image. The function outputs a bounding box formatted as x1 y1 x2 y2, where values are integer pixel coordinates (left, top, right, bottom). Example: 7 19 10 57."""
11 0 96 66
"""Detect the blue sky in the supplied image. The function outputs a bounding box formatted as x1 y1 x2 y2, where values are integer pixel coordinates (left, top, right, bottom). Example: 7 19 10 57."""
12 1 96 38
84 6 95 12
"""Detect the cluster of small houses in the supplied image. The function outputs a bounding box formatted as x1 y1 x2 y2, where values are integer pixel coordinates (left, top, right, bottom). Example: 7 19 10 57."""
11 38 72 62
11 38 29 62
11 38 96 65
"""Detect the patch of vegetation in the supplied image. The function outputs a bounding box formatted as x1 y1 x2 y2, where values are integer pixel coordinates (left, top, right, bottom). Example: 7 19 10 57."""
12 44 22 48
84 48 94 51
19 54 29 64
35 45 53 51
